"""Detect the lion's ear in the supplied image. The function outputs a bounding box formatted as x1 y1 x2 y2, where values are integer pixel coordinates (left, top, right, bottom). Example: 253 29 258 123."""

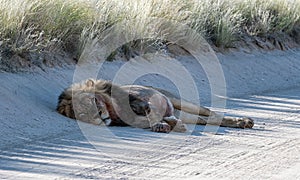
86 79 95 87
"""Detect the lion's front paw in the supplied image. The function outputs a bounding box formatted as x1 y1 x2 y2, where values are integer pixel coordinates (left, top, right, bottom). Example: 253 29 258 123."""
151 122 171 133
163 117 188 132
238 117 254 129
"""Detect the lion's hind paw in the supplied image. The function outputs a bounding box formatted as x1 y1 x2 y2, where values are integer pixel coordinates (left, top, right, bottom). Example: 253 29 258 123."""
238 117 254 129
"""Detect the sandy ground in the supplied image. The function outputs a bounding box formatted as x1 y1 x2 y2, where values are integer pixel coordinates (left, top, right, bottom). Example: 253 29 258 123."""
0 49 300 179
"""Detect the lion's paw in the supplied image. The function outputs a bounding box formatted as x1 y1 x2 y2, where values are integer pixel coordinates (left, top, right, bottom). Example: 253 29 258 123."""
238 117 254 129
151 122 171 133
163 117 188 132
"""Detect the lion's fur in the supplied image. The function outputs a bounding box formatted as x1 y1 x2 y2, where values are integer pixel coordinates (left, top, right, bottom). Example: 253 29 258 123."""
57 79 180 130
57 79 108 119
57 79 254 132
57 79 128 126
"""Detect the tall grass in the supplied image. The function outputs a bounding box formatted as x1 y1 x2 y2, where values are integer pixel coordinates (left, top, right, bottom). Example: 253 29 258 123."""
0 0 94 54
0 0 299 56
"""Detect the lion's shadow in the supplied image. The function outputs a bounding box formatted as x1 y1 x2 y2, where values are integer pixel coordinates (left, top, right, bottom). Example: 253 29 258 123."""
90 124 231 142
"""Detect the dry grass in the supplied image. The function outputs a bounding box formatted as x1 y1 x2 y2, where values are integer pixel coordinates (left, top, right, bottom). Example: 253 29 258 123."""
0 0 299 56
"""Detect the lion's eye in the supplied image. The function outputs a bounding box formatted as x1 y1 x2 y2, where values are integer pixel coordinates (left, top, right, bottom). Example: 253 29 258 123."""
94 97 99 102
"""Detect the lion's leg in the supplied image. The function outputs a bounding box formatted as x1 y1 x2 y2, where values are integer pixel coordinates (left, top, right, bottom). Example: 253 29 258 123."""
179 112 254 129
155 88 254 128
124 115 170 133
198 116 254 129
131 115 181 133
153 88 215 117
133 115 187 133
131 115 171 133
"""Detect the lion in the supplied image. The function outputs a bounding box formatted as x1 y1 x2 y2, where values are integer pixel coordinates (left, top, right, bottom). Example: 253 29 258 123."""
57 79 254 133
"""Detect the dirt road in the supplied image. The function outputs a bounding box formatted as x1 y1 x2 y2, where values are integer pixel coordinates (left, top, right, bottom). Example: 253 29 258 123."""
1 86 299 179
0 50 300 179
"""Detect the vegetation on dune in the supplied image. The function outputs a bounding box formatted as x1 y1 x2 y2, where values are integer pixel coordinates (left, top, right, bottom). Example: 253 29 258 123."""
0 0 299 65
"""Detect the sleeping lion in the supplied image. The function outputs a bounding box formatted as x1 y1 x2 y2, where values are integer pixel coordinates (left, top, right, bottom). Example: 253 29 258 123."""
57 79 254 133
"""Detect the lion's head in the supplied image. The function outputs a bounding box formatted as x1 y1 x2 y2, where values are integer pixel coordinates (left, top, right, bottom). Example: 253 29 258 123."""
72 92 111 125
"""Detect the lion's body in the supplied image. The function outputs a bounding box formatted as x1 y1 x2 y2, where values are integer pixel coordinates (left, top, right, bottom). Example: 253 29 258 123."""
57 79 254 133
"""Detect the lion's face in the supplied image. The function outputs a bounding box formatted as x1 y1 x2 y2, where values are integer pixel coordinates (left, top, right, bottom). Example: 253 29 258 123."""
72 92 110 125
